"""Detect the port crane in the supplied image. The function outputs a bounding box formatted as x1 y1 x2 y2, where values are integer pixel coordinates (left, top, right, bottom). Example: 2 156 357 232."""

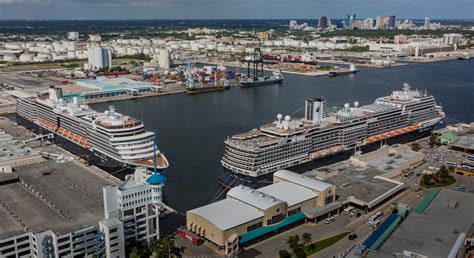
244 48 264 81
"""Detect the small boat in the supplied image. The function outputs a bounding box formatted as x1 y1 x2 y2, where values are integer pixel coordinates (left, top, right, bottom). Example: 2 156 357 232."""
329 64 358 77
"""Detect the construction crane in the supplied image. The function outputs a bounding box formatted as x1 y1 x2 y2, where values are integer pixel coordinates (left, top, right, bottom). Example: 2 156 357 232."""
84 24 92 41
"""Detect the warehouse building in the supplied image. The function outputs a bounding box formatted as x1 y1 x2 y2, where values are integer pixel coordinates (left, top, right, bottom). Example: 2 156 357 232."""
186 170 336 255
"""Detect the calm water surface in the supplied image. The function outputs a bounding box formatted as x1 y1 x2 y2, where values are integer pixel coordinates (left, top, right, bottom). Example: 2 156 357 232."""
92 59 474 212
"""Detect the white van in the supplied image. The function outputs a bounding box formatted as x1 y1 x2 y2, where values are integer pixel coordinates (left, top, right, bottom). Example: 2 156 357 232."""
324 216 336 224
343 206 355 215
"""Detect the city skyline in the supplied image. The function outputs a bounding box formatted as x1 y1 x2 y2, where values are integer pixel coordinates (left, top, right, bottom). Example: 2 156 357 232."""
0 0 473 20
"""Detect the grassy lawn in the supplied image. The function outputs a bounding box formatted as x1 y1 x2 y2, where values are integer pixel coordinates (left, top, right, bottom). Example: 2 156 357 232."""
317 66 335 71
305 232 350 256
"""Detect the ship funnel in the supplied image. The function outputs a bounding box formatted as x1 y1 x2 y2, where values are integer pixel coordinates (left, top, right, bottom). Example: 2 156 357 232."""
305 98 327 125
48 86 63 102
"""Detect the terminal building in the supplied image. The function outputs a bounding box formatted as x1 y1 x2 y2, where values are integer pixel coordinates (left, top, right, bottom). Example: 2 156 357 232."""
0 163 166 258
187 145 420 255
187 170 336 255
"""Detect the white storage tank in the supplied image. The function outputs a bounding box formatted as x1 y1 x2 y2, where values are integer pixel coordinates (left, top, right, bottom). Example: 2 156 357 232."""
19 53 34 62
3 54 18 61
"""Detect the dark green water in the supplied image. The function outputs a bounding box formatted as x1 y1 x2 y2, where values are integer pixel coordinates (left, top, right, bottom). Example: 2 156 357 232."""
92 59 474 212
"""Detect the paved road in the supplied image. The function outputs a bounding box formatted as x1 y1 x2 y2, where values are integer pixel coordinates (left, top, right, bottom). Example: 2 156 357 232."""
240 215 353 258
311 189 426 258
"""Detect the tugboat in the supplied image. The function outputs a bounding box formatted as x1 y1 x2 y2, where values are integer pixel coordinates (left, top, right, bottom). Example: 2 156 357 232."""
329 63 358 77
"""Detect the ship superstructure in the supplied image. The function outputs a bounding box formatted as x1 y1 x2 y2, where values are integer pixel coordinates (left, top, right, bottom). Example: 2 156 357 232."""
16 86 168 170
221 83 444 187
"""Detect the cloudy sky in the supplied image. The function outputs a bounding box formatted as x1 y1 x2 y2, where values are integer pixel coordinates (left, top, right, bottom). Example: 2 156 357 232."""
0 0 473 20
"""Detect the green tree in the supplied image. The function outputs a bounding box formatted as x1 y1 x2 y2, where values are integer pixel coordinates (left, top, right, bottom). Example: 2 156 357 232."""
295 248 307 258
150 235 174 257
438 165 450 180
411 142 420 151
421 174 433 186
429 133 437 146
129 247 140 258
279 249 291 258
302 232 312 247
286 235 302 254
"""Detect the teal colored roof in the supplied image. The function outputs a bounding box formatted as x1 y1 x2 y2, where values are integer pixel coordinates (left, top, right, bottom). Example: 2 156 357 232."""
414 189 440 214
363 213 400 250
239 212 306 244
146 173 167 185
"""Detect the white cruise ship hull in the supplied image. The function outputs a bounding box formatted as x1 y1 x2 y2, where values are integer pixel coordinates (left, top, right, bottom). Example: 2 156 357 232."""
16 115 127 170
219 123 438 189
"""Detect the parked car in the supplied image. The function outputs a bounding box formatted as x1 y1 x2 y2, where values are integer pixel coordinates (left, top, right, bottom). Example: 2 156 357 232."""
348 233 358 240
324 216 336 224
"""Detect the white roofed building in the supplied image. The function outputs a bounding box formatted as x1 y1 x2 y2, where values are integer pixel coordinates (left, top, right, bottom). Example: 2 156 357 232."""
186 170 336 255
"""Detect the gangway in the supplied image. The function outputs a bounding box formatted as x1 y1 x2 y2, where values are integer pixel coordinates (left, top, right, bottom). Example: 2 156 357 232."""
23 133 54 144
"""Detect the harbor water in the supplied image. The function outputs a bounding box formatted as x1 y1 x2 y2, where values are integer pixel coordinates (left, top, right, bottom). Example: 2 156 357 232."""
92 59 474 212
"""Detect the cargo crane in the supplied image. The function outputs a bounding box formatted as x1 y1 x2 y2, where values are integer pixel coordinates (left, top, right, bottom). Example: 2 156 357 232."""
245 48 264 81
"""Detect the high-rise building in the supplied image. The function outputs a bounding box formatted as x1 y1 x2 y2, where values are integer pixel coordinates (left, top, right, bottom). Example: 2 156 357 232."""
103 167 165 246
318 16 328 29
424 17 431 30
366 18 374 29
394 34 408 44
443 33 464 45
346 14 356 28
0 167 166 258
85 44 112 70
387 16 396 29
289 20 298 29
376 16 386 29
67 31 79 41
156 48 172 69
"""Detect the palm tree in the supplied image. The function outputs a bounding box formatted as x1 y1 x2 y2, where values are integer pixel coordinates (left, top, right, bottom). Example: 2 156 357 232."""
286 235 302 253
302 232 312 247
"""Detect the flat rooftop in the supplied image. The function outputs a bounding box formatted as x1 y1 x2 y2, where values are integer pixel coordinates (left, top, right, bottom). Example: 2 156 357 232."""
365 151 419 171
452 134 474 151
258 181 317 207
307 163 399 204
188 199 263 231
76 76 152 91
0 160 112 239
0 131 38 162
378 189 474 257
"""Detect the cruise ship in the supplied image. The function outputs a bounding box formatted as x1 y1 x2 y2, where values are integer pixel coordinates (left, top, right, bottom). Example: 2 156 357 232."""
220 83 444 188
16 86 168 171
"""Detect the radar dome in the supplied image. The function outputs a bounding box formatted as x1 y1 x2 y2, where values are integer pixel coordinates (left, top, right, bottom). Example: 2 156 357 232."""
277 114 283 120
344 103 350 110
285 115 291 121
354 101 359 108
